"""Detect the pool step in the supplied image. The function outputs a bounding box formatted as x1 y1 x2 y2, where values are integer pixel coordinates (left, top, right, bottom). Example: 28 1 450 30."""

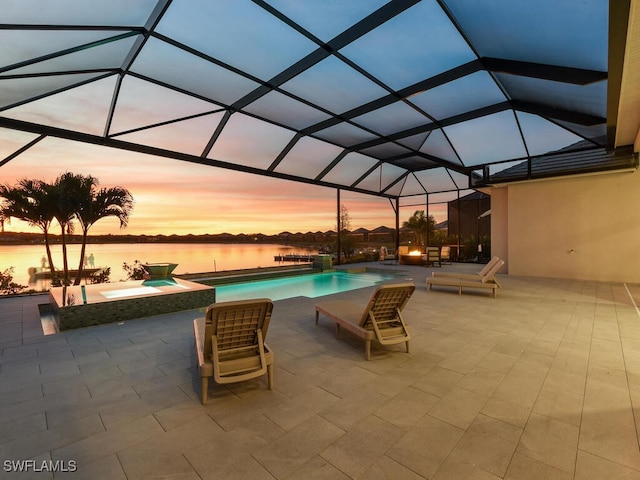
38 303 59 335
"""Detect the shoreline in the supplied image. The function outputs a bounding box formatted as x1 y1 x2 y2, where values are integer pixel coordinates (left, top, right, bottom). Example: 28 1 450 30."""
0 228 396 247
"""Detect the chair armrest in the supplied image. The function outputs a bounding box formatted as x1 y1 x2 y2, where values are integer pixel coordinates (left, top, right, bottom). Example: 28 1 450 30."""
193 317 211 376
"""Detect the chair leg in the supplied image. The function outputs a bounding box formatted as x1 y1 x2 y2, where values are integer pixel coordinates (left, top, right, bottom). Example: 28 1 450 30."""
365 340 371 361
315 311 319 325
201 377 209 405
336 323 341 339
405 341 410 354
267 364 274 390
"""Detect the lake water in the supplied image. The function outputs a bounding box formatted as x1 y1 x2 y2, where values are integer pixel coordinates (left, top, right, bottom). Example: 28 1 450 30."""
1 243 317 288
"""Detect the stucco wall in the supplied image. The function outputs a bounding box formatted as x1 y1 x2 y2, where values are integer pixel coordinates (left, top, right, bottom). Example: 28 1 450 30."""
492 168 640 282
489 187 509 274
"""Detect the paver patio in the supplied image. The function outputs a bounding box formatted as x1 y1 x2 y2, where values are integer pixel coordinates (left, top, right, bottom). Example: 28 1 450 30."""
2 263 640 479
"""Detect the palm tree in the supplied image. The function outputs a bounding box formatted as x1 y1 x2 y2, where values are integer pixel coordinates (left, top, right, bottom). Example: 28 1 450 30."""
402 210 435 248
52 172 85 285
0 179 58 281
73 183 133 285
2 173 134 286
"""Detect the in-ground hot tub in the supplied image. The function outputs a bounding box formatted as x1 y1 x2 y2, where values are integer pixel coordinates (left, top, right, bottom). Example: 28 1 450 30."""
48 277 216 331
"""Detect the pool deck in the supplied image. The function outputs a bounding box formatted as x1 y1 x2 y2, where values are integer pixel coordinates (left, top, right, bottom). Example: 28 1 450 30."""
2 262 640 479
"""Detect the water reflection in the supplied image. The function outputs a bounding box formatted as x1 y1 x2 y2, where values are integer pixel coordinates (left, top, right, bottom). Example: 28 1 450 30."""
5 243 318 288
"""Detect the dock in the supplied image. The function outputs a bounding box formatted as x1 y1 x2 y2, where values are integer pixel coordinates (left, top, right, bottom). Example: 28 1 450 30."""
29 267 102 281
273 254 314 262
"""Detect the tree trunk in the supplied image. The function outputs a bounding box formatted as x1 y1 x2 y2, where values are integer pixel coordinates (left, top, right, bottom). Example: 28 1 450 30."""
74 230 89 285
43 230 58 283
60 224 70 285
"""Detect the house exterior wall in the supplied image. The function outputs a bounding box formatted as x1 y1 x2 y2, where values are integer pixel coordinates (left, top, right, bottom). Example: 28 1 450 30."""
491 168 640 282
490 187 509 273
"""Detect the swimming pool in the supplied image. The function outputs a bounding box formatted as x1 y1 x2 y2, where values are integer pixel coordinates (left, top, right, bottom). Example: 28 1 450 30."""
215 270 399 302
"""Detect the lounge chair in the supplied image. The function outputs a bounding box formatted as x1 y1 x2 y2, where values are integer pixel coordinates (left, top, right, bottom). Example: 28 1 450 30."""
422 246 441 267
440 246 452 264
427 259 505 298
315 283 415 360
379 246 397 264
193 298 274 404
432 256 502 287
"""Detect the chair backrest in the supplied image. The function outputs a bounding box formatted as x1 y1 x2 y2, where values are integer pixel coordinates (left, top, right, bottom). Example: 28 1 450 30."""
478 256 500 276
480 259 505 283
441 246 450 259
359 283 415 327
426 246 440 260
204 298 273 355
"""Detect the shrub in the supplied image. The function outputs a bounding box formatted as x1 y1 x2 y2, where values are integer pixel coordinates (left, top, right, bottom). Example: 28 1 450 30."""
0 267 27 295
90 267 111 284
122 260 146 280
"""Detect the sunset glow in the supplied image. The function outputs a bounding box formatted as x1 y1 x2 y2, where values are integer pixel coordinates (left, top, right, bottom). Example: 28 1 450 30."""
0 135 447 236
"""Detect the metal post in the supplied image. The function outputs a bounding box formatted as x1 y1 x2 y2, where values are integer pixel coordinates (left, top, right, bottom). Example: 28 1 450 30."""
477 196 481 263
425 193 429 249
395 197 400 254
457 189 461 261
336 188 341 265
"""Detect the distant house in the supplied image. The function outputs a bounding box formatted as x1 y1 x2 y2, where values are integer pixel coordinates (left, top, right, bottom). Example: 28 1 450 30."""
434 220 448 232
368 226 395 244
351 227 369 242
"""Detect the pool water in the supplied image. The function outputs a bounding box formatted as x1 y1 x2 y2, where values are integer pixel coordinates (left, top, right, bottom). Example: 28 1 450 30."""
215 271 398 302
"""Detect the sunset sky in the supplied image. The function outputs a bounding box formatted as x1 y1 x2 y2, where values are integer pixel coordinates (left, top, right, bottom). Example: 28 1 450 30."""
1 0 599 237
0 134 448 236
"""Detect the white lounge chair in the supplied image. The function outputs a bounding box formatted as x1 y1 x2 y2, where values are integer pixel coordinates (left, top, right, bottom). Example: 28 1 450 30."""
432 256 502 287
427 259 505 298
315 283 415 360
193 298 274 404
